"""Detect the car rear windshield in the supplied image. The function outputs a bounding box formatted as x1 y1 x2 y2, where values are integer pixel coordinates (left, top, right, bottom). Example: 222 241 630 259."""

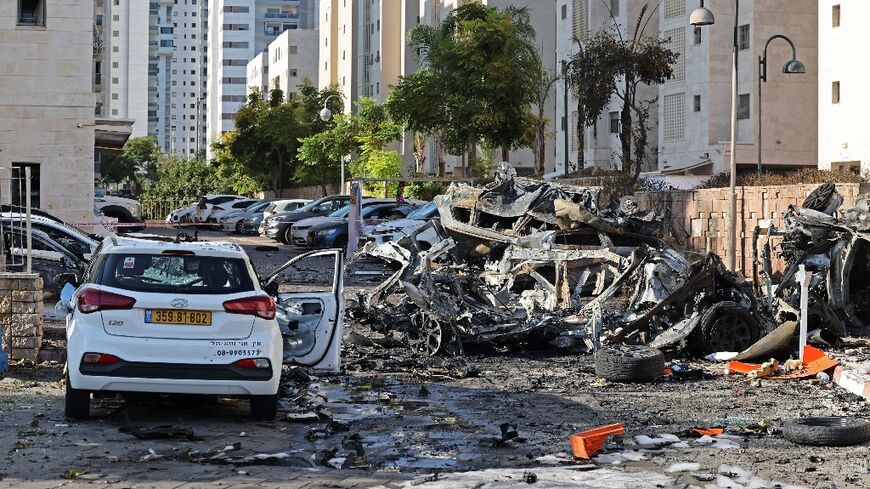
98 253 255 294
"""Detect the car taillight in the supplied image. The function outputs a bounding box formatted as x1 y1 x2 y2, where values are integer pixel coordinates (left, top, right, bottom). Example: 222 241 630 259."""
82 353 122 364
77 288 137 314
233 358 271 369
223 295 276 320
162 249 195 255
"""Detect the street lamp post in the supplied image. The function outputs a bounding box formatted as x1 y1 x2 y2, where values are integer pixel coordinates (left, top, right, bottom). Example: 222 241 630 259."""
561 58 579 178
691 0 741 272
757 35 806 174
319 94 345 191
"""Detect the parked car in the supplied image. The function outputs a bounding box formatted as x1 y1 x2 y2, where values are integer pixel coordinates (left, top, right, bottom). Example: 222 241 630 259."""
1 213 100 259
61 236 345 420
361 201 440 248
305 203 406 250
263 199 311 221
263 195 350 244
288 199 399 247
95 189 144 232
240 212 266 235
216 200 272 233
165 195 245 224
3 228 88 300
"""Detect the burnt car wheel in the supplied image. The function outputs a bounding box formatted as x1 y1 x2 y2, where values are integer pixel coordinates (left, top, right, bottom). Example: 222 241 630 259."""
407 312 444 356
594 345 664 383
782 417 870 446
697 301 760 353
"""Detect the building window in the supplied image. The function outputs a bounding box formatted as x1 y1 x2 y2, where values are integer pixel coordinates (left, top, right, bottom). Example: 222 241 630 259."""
561 4 567 20
11 163 41 209
737 93 750 119
17 0 45 27
832 81 840 104
664 0 684 20
289 45 297 54
610 0 619 16
693 95 701 112
608 112 619 133
833 5 841 27
738 24 750 50
663 27 685 82
694 26 702 44
663 92 686 142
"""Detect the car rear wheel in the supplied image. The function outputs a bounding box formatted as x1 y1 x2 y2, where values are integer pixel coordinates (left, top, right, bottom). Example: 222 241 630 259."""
281 227 293 245
235 221 244 234
250 394 278 420
65 375 91 419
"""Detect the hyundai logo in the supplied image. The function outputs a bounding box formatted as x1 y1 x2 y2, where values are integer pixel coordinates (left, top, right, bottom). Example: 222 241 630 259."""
171 298 189 309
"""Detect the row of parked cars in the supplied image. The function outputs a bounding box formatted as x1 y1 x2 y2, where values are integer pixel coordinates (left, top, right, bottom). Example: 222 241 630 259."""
165 194 441 252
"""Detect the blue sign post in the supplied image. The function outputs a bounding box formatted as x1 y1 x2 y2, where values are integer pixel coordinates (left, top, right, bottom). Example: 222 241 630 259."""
0 330 8 373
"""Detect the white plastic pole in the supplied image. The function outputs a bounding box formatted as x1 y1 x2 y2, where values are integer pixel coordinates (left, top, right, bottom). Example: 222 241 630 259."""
25 166 31 274
797 264 813 362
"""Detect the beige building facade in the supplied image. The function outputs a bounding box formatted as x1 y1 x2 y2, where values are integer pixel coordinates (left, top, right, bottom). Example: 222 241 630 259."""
0 0 96 222
818 1 868 173
657 0 817 175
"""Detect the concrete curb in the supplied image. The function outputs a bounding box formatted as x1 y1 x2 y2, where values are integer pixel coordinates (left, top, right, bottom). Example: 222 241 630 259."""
833 365 870 400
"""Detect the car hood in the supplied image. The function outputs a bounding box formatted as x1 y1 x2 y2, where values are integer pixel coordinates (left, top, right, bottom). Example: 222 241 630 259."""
271 210 318 223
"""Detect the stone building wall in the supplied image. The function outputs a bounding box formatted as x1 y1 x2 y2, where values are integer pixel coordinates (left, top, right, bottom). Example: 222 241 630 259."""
0 273 44 364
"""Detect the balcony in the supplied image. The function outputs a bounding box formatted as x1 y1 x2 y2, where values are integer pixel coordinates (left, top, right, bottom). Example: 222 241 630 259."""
264 12 298 19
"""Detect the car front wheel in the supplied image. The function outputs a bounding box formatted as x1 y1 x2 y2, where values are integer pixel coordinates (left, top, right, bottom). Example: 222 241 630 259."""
250 394 278 420
281 227 293 245
65 375 91 419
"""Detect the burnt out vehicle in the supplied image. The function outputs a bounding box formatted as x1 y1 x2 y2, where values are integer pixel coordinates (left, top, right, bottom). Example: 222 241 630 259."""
352 167 761 356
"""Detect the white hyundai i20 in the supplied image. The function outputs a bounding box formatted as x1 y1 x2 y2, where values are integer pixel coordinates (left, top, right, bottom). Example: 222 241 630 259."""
62 235 345 420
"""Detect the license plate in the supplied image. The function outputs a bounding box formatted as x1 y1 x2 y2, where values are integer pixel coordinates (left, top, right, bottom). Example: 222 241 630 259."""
145 309 212 326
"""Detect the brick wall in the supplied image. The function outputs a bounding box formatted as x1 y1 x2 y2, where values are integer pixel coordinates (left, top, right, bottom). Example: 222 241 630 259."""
0 273 44 364
634 183 870 275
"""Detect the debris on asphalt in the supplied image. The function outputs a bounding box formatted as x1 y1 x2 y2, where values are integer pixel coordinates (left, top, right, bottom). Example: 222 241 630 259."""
568 423 624 459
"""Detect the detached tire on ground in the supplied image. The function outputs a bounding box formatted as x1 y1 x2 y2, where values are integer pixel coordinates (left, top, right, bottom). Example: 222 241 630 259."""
595 345 665 383
782 417 870 446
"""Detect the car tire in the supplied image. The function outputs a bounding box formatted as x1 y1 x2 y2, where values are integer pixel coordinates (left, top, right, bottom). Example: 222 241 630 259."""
235 221 244 234
782 417 870 446
694 301 760 354
594 345 664 383
333 236 348 253
281 227 293 245
65 375 91 419
250 394 278 420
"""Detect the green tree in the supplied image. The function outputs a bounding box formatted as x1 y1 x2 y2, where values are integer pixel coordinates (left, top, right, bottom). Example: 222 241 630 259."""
212 132 268 195
296 113 356 195
573 6 677 183
142 156 230 202
229 87 308 196
100 136 162 191
530 64 560 176
391 1 540 175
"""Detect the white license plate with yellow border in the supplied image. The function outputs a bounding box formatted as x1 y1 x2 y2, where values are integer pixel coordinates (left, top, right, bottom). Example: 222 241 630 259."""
145 309 212 326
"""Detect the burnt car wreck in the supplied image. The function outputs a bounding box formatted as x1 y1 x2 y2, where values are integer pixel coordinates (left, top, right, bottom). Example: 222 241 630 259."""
755 183 870 341
351 166 763 356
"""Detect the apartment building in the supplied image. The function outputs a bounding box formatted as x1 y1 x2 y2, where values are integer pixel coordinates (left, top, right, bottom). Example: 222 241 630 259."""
247 52 269 95
207 0 316 158
657 0 817 175
102 0 149 137
318 0 358 115
555 0 659 174
0 0 96 222
818 2 867 173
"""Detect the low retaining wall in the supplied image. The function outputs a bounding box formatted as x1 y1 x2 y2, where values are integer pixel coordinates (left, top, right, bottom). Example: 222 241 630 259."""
634 183 870 274
0 273 44 363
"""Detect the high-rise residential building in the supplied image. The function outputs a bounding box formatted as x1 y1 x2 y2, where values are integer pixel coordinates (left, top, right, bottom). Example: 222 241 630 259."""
555 0 660 175
102 0 149 137
247 28 319 98
657 0 817 175
149 0 209 156
318 0 357 115
102 0 207 156
0 0 97 222
818 1 866 173
207 0 317 158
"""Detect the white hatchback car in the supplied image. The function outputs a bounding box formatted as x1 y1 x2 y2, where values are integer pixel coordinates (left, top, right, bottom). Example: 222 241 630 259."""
62 236 345 420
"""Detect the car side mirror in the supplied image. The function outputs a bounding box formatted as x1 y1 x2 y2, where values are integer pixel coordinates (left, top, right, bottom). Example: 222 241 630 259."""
53 272 79 288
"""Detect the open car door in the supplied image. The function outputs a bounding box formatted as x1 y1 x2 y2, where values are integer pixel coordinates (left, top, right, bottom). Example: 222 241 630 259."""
262 249 344 372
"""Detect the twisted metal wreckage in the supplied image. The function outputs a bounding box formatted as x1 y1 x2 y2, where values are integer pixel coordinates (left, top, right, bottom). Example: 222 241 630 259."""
350 166 768 356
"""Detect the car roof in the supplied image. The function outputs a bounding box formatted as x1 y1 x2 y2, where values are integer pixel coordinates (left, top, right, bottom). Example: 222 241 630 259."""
100 235 247 258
